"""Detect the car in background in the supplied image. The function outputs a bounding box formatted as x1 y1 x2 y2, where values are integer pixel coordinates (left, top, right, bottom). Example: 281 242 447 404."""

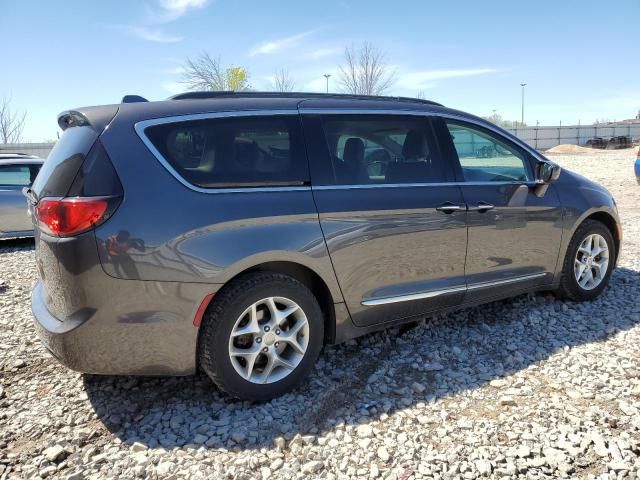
635 146 640 184
0 154 44 238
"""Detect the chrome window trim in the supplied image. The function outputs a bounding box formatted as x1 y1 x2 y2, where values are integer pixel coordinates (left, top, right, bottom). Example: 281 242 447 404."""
134 107 546 194
361 272 547 306
134 109 308 194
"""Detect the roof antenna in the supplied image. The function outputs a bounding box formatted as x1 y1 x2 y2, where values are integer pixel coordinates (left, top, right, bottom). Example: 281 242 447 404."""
122 95 148 103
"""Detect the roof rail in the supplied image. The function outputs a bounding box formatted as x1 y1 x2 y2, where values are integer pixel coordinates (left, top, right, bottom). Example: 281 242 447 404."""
167 91 443 107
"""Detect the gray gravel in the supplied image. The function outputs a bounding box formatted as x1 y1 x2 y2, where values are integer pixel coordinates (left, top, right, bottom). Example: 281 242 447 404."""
1 148 639 479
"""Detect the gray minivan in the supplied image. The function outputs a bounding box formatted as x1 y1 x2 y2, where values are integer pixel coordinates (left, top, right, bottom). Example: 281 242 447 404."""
28 92 621 400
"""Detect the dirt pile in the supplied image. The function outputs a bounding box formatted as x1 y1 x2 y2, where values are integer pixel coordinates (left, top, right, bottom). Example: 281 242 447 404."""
546 144 594 154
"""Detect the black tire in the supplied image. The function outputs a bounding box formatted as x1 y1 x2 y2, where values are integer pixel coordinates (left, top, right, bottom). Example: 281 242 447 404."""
556 219 615 301
198 271 324 401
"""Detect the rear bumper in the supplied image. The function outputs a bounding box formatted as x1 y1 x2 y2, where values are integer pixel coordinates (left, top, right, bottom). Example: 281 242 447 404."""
31 278 220 376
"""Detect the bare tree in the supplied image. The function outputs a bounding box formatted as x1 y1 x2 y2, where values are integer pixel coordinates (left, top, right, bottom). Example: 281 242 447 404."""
337 42 395 96
271 69 296 92
181 52 251 91
0 97 26 144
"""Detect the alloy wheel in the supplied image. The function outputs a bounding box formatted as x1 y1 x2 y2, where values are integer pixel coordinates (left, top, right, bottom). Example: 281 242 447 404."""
574 233 609 290
228 297 309 384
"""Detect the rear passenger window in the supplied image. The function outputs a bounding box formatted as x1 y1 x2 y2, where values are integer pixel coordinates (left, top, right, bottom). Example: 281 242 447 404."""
0 165 32 187
320 115 450 185
144 116 308 188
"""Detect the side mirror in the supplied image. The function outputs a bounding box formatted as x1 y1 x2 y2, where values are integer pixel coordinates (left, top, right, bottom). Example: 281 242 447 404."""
536 160 561 184
533 160 561 197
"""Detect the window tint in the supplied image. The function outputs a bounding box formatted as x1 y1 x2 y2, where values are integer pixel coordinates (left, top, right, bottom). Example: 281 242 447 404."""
445 122 531 182
0 165 32 187
320 115 449 185
145 116 308 188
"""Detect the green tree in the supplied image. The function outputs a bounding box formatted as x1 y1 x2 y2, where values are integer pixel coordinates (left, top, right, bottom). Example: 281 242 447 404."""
182 52 251 91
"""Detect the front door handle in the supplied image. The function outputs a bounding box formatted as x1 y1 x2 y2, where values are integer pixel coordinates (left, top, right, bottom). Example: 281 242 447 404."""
436 202 464 214
467 202 495 213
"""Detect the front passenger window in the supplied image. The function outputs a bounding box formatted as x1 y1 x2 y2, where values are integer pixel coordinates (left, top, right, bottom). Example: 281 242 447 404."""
321 115 450 185
445 122 531 182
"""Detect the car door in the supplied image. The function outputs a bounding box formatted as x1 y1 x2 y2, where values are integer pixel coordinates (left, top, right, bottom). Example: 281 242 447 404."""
0 163 35 234
301 113 468 327
434 118 562 303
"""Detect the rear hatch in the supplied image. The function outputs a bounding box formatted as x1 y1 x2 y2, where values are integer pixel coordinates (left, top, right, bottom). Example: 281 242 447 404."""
28 106 123 321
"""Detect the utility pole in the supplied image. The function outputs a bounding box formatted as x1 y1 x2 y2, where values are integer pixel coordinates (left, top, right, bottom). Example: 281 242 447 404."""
323 74 331 94
520 83 527 125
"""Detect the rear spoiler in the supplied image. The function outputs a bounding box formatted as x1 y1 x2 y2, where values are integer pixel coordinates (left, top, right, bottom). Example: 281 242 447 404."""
57 104 119 133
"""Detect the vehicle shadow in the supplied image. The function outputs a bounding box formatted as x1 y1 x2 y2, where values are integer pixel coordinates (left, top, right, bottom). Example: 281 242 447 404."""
83 266 640 451
0 237 34 249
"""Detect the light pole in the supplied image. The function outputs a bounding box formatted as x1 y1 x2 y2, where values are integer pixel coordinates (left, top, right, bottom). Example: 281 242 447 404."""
323 74 331 94
520 83 527 125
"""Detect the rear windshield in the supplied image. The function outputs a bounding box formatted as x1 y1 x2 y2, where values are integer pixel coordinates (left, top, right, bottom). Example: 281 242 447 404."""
31 126 97 198
143 115 309 188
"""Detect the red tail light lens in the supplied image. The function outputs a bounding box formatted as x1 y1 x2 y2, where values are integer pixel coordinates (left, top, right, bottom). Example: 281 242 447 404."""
35 197 109 237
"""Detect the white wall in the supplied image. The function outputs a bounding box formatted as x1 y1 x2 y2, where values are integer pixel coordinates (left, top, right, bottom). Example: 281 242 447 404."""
505 124 640 150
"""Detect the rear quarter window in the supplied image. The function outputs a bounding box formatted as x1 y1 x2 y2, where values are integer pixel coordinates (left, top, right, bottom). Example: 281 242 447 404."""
142 115 309 188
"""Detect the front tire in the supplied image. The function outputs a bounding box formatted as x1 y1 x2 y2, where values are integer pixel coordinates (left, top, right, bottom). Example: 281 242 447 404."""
198 272 324 401
556 219 615 301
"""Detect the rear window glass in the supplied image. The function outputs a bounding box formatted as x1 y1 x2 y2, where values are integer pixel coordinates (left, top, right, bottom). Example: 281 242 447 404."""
143 115 308 188
0 165 32 187
31 126 98 198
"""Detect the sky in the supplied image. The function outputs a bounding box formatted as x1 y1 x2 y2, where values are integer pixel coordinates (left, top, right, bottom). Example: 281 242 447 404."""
1 0 639 142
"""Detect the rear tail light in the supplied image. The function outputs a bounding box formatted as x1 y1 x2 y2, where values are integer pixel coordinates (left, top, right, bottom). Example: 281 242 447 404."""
35 197 118 237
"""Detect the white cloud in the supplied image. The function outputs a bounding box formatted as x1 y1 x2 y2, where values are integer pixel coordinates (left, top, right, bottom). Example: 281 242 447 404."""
305 47 343 60
397 68 501 90
249 30 317 56
116 0 207 43
124 25 182 43
145 0 208 24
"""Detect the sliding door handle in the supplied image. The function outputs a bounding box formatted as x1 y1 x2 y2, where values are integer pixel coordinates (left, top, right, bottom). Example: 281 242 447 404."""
468 202 495 212
436 202 464 214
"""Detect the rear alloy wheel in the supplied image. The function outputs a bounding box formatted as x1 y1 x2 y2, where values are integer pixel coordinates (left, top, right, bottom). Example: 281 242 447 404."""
198 272 324 401
228 296 310 384
557 220 615 301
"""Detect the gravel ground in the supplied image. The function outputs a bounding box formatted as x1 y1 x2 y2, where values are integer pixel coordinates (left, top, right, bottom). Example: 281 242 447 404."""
1 148 639 480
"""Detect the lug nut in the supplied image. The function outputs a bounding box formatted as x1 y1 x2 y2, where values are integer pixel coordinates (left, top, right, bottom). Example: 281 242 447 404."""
275 329 280 335
275 342 279 347
262 347 268 353
264 326 270 332
256 337 262 343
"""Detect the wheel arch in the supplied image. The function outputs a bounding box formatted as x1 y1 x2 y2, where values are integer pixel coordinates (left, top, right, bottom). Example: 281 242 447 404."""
560 207 620 273
199 260 338 346
584 211 621 263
